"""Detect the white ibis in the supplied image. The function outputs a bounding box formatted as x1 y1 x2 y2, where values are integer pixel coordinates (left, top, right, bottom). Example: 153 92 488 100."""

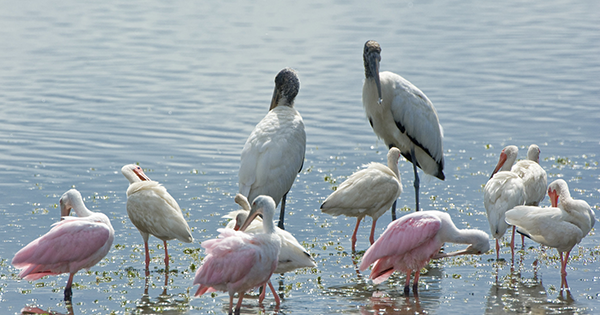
121 164 193 275
362 40 444 217
506 179 595 290
484 145 526 260
239 68 306 230
511 144 547 206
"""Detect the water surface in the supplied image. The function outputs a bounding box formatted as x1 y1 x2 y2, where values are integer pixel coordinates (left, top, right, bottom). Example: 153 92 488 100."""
1 0 599 314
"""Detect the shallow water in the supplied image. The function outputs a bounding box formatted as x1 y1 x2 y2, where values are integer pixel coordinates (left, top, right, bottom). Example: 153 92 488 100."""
1 0 599 314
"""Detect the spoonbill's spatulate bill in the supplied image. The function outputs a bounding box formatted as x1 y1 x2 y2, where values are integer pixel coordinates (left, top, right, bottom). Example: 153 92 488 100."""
12 189 114 301
239 68 306 230
506 179 595 290
359 210 489 295
362 40 444 217
121 164 193 275
321 147 402 251
194 195 282 315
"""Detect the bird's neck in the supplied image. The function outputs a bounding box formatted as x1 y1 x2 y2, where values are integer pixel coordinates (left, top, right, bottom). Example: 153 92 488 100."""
448 228 487 246
388 160 400 180
502 156 517 172
262 218 275 234
71 198 94 217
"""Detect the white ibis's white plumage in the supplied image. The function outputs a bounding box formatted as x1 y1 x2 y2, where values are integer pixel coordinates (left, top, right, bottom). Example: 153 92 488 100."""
505 179 595 290
362 40 444 216
121 164 193 274
194 195 282 314
484 145 526 260
321 147 403 251
239 68 306 230
511 144 547 206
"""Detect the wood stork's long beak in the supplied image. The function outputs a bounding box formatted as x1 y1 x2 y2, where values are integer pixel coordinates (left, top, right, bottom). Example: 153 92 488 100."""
269 86 280 111
367 51 382 104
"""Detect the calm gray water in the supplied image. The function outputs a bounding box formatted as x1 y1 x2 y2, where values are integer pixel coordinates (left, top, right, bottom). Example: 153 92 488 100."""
1 0 599 314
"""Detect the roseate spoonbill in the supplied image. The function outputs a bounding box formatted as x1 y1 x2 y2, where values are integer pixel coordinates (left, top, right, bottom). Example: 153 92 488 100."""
12 189 114 301
506 179 595 290
359 210 489 295
511 144 547 206
239 68 306 230
121 164 193 275
484 145 526 260
362 40 444 216
225 193 316 274
321 147 402 251
194 195 282 315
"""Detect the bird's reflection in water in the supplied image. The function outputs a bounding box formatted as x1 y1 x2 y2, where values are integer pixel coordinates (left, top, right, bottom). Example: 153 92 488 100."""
135 268 190 315
21 301 74 315
325 258 443 314
486 257 580 315
361 292 424 315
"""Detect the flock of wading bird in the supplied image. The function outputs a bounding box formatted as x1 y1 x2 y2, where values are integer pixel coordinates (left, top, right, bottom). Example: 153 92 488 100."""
11 40 595 314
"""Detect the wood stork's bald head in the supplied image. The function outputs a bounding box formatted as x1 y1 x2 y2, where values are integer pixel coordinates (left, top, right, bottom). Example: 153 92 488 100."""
364 40 382 104
269 68 300 111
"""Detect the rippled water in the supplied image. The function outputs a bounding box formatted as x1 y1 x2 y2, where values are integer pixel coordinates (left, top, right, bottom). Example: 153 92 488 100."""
1 0 599 314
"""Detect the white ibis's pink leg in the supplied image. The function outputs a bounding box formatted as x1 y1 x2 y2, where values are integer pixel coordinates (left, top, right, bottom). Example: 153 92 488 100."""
144 241 151 276
351 217 363 251
510 226 516 261
163 240 169 270
560 251 571 290
495 239 500 260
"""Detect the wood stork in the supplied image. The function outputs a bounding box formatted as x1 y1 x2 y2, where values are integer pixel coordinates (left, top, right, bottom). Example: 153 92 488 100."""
239 68 306 230
362 40 444 218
